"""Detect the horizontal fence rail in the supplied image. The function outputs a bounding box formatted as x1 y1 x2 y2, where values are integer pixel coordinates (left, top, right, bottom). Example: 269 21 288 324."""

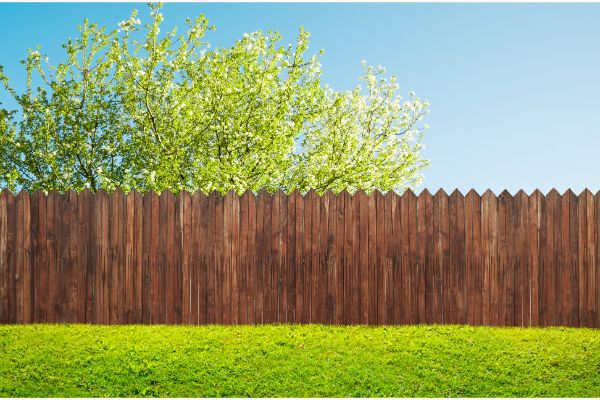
0 189 598 327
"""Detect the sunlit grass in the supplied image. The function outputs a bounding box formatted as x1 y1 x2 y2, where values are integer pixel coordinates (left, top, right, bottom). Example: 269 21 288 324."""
1 324 598 397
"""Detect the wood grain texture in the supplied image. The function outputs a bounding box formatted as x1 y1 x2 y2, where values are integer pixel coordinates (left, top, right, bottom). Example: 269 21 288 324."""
0 189 597 327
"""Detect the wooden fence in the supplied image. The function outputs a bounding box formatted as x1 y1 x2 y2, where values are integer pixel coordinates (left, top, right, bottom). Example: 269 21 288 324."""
0 189 598 327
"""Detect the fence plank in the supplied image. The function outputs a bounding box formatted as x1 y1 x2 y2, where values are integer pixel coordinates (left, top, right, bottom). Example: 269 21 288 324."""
141 192 152 324
481 190 492 326
400 191 411 324
311 190 322 323
29 192 39 323
231 192 240 325
584 191 600 328
278 191 287 323
375 191 386 325
448 190 460 325
434 190 449 324
260 191 271 323
127 192 137 323
513 190 527 327
37 191 48 323
497 190 510 326
465 190 474 325
319 191 330 324
0 191 10 323
420 190 434 324
190 192 201 325
407 190 419 324
529 190 542 327
335 192 345 325
108 190 119 323
327 191 337 324
366 192 376 325
594 191 599 328
294 190 304 324
344 191 356 324
567 190 579 327
539 189 552 326
248 192 257 324
255 191 266 324
356 190 369 324
388 192 400 324
206 192 217 324
272 191 281 323
384 191 395 323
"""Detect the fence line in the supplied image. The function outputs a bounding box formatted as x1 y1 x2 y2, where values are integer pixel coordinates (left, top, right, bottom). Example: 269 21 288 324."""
0 188 598 327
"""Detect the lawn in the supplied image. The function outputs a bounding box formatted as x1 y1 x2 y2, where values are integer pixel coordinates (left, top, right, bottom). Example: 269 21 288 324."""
0 324 598 397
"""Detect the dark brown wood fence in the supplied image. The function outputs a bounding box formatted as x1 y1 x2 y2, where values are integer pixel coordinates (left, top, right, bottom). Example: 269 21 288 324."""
0 189 598 327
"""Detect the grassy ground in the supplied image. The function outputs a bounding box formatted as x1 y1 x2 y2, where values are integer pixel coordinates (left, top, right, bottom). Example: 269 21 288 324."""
0 324 598 397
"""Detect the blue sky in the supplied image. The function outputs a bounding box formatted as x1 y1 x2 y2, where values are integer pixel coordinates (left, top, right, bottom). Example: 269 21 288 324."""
1 2 599 194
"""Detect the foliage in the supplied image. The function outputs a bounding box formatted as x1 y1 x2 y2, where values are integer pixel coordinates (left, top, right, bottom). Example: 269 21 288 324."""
0 3 429 195
0 324 598 397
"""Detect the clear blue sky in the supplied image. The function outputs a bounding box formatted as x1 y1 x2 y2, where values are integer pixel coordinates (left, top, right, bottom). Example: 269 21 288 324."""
1 2 599 194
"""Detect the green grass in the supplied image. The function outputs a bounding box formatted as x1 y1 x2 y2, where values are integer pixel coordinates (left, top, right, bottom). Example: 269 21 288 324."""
0 324 598 397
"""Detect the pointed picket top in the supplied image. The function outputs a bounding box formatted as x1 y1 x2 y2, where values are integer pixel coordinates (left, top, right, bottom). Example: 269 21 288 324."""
562 188 577 202
514 189 528 204
288 189 302 199
205 189 218 200
372 188 385 199
403 187 417 200
274 188 286 198
336 189 351 200
255 188 269 199
482 188 495 197
546 188 560 201
77 188 91 206
191 188 208 203
497 189 511 205
417 188 433 199
63 188 77 204
15 188 30 200
383 188 399 200
466 188 481 198
145 188 158 199
94 188 109 198
515 189 527 197
578 188 593 198
158 188 173 199
327 189 341 198
530 188 543 199
434 188 448 198
353 188 368 201
30 188 46 200
110 187 125 199
0 188 15 200
176 188 192 204
322 188 335 200
240 189 255 199
449 188 463 199
305 188 318 199
126 188 141 200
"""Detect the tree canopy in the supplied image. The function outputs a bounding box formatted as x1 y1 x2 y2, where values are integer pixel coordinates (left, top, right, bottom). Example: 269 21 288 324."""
0 3 430 194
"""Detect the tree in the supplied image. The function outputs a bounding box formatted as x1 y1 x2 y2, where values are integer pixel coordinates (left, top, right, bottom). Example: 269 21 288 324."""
0 3 430 194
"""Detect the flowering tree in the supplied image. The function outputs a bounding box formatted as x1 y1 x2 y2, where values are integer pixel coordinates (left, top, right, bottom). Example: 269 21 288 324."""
0 3 430 194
